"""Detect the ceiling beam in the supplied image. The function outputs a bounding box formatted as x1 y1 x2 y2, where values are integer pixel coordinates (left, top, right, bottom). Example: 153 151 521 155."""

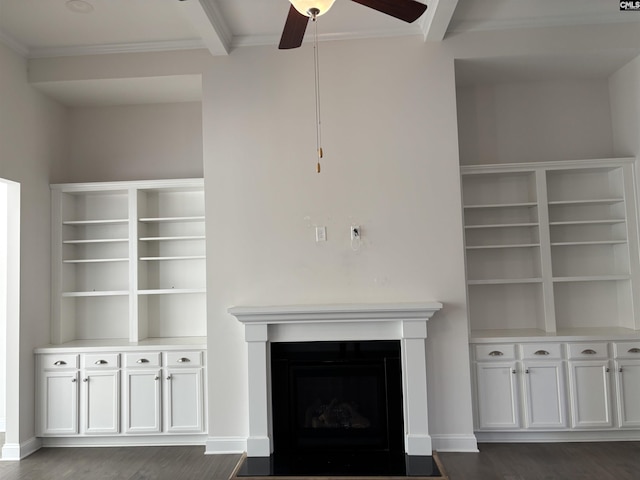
420 0 459 42
176 0 231 56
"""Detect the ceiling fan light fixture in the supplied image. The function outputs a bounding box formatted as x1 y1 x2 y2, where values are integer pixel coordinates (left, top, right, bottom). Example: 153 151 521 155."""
289 0 336 17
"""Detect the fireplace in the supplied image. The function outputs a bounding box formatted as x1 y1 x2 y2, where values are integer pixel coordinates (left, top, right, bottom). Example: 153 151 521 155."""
228 302 443 475
271 340 404 456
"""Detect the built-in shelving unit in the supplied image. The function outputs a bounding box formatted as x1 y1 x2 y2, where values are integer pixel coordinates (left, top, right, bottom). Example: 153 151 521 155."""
461 158 640 338
51 179 206 345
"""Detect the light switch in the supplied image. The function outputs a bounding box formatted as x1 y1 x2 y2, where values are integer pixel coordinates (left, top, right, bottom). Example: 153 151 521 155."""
315 226 327 242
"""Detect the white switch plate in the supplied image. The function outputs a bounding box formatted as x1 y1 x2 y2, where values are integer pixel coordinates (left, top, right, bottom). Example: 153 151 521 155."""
315 226 327 242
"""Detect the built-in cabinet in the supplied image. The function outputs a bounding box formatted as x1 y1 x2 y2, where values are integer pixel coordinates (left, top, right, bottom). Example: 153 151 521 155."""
36 347 206 441
464 159 640 440
38 179 207 445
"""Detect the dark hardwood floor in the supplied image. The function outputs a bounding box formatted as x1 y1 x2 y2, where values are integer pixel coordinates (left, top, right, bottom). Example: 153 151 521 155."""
0 442 639 479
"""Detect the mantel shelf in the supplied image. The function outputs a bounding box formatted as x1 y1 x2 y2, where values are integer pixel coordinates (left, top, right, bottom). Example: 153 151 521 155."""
228 302 443 325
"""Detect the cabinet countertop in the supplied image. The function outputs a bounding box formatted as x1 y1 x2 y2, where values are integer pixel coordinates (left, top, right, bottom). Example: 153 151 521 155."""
35 337 207 354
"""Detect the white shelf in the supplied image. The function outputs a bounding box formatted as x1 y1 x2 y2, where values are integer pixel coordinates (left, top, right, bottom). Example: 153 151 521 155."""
139 216 205 223
62 290 129 297
553 275 631 283
551 240 627 247
63 219 129 225
549 219 626 226
466 243 540 250
138 288 206 295
548 198 624 206
64 238 128 244
465 223 538 229
468 278 543 285
139 236 205 241
139 256 206 261
63 258 129 264
464 202 537 209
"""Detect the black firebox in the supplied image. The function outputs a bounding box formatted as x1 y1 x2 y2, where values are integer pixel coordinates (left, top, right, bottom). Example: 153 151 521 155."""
270 340 404 456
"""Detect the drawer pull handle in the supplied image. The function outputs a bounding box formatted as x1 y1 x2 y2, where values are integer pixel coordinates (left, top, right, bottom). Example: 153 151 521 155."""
54 360 67 366
94 360 108 365
628 348 640 354
136 358 149 364
488 351 504 357
581 349 597 355
534 350 550 356
177 357 190 363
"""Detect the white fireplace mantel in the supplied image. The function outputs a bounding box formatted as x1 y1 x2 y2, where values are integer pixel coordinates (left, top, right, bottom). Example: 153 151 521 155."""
228 302 443 457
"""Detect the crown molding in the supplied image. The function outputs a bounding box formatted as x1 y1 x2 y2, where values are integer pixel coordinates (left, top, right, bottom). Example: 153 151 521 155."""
27 39 206 59
0 28 29 57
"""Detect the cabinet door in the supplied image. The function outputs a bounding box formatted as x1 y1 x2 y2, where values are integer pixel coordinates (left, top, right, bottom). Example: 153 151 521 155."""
39 371 79 435
82 370 120 434
164 368 204 433
522 361 567 429
475 362 520 430
615 360 640 428
567 360 613 428
124 369 162 434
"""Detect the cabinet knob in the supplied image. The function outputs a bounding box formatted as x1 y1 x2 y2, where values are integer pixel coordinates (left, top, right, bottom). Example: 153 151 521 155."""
71 378 77 383
136 358 149 364
619 367 623 373
525 369 530 374
155 376 159 381
511 369 516 374
581 349 597 355
177 357 190 363
94 359 108 365
83 378 88 382
628 348 640 354
606 367 611 373
489 351 504 357
54 360 67 366
166 375 172 380
534 350 550 356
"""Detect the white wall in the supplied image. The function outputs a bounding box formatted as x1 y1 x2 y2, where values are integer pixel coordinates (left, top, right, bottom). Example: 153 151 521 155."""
57 102 203 183
202 37 475 449
457 80 614 165
0 181 7 432
0 42 67 456
610 54 640 158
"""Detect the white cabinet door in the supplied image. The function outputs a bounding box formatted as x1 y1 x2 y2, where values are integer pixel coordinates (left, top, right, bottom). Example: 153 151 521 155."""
475 362 520 429
164 367 204 433
522 361 567 429
567 360 613 428
39 371 79 435
615 359 640 428
124 369 162 434
81 370 120 434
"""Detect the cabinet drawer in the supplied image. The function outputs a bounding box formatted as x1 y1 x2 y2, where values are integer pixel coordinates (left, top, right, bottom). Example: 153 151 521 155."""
82 353 120 369
567 343 609 360
521 343 562 360
40 353 79 370
166 351 203 367
613 342 640 359
124 352 161 368
474 344 516 361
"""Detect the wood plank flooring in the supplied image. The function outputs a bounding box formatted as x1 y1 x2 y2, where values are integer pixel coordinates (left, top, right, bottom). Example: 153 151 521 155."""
0 442 639 480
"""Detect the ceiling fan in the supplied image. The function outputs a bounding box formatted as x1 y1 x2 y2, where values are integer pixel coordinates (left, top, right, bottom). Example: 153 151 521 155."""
279 0 428 49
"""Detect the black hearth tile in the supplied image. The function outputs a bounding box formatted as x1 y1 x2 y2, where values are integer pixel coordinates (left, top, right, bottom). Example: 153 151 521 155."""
234 453 443 478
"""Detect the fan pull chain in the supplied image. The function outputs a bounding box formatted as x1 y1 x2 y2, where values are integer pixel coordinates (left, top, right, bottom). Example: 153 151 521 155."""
312 10 323 173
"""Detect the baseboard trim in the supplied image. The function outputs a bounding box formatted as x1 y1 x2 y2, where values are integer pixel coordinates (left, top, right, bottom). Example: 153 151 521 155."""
432 434 479 452
1 436 42 461
205 436 247 454
475 430 640 443
40 435 206 448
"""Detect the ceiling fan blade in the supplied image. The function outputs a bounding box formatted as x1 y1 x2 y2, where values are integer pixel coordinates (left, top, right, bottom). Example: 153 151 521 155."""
350 0 427 23
279 5 310 49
